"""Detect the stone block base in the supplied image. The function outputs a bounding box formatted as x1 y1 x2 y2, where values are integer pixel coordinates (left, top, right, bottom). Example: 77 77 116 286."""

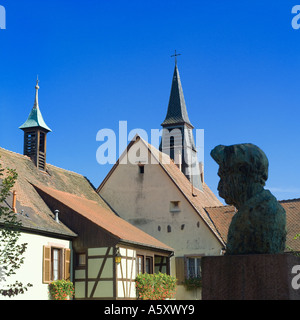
201 254 300 300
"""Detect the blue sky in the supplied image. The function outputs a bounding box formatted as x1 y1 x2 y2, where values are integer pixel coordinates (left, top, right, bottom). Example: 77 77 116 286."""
0 0 299 203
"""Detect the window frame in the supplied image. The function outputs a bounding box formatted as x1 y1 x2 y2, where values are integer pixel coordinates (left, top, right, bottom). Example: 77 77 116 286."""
136 255 144 275
145 256 153 274
136 254 154 275
185 255 203 279
76 252 87 269
51 247 63 281
43 245 71 284
170 201 181 213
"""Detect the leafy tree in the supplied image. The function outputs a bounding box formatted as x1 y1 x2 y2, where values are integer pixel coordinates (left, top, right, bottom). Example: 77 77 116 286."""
0 161 32 297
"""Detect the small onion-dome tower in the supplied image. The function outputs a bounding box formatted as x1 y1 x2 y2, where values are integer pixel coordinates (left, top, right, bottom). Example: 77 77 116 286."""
19 78 52 171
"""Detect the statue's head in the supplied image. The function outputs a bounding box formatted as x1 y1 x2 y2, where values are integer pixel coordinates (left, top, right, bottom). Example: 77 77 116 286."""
210 143 269 208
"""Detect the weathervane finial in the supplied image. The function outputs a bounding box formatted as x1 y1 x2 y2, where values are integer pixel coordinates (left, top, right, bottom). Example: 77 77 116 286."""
34 76 39 109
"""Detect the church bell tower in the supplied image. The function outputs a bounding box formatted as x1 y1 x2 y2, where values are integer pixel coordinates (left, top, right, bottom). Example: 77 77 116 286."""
160 54 203 190
19 78 52 171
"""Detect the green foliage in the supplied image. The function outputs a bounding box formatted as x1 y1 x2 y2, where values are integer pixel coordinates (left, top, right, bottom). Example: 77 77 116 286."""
184 276 202 290
0 161 32 297
135 272 177 300
49 279 75 300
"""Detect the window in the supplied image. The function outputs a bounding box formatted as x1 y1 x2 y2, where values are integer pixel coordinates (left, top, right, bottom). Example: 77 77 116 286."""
139 164 144 174
24 132 36 156
175 256 202 285
137 255 144 275
136 255 153 274
43 245 71 283
187 257 201 278
77 253 86 268
145 257 153 274
51 248 62 281
170 136 175 147
170 201 180 212
39 132 45 152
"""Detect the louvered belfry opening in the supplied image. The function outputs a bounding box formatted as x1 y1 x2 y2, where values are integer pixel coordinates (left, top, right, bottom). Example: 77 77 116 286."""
23 128 47 171
38 131 46 170
24 131 37 158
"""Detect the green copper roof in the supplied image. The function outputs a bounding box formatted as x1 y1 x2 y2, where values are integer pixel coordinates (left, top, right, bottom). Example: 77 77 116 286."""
19 80 52 132
161 64 193 127
19 107 52 132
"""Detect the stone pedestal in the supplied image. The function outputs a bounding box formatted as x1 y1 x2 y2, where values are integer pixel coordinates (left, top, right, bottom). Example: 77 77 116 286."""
201 254 300 300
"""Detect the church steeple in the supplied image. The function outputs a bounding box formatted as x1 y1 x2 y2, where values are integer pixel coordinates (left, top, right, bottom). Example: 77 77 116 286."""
19 78 51 171
160 57 203 190
161 63 193 128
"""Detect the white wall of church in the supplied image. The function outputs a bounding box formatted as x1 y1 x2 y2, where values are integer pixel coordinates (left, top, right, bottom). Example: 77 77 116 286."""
99 140 222 299
101 140 221 256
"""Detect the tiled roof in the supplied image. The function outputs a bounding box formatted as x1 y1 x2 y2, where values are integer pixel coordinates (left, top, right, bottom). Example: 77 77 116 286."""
0 147 114 237
204 198 300 252
0 147 173 252
33 184 173 252
0 147 77 237
204 205 235 245
281 199 300 252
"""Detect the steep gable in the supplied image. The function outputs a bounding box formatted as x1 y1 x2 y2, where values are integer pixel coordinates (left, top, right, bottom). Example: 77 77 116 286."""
97 136 225 247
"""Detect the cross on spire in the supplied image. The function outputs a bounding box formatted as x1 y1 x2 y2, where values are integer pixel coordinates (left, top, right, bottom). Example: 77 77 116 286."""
171 50 181 65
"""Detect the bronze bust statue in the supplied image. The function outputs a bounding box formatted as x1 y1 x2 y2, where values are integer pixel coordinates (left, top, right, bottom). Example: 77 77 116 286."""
211 143 286 255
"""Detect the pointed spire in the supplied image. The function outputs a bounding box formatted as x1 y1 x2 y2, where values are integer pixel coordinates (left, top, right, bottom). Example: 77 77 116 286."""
19 78 52 132
161 63 193 128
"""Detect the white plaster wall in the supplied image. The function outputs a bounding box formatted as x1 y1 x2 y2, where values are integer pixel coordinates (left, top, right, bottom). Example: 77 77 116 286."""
100 140 222 257
117 247 136 298
0 232 71 300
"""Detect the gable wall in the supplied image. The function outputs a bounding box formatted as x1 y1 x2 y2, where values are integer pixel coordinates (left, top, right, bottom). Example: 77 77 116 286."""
99 140 222 258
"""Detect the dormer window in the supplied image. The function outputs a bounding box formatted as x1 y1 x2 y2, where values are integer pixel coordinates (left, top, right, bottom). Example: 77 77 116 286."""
170 201 181 212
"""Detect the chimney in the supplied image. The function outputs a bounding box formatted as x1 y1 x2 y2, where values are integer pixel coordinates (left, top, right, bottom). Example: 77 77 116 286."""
54 209 60 223
12 190 17 213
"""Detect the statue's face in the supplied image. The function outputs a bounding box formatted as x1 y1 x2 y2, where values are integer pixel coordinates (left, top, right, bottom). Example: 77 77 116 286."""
217 168 230 204
217 166 238 206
